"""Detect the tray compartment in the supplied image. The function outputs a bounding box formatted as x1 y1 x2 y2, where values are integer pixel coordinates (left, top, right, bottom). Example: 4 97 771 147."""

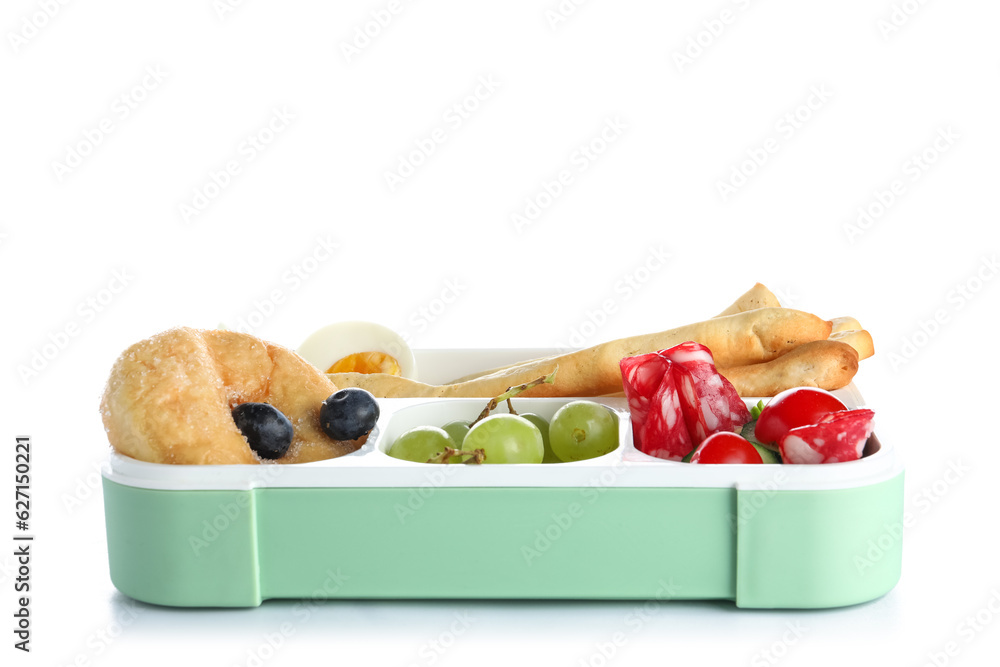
377 397 626 463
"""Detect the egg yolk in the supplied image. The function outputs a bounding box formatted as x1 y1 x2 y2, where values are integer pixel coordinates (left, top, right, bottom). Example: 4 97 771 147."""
327 352 401 375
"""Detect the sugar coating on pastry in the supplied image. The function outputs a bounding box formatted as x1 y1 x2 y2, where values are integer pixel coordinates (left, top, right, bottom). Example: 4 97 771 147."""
100 327 360 464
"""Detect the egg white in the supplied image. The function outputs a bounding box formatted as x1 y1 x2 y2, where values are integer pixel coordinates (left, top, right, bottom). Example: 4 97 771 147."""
297 321 417 380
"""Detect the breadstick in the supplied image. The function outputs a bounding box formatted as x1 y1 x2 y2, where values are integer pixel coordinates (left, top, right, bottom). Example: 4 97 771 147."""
451 283 784 384
448 354 559 384
715 283 782 317
829 329 874 360
718 340 859 397
333 308 832 398
830 316 862 333
329 365 562 399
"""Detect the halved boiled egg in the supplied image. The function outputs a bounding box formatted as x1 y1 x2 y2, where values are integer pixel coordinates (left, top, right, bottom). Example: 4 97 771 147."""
297 321 417 380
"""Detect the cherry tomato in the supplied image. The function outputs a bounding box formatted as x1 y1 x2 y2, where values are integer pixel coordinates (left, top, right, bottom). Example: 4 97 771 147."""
754 387 847 445
689 432 763 464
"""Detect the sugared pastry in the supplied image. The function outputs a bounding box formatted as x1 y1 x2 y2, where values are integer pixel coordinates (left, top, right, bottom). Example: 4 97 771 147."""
100 327 362 464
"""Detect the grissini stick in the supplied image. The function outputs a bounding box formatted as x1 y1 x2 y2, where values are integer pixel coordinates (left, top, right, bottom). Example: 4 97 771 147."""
332 308 832 398
828 329 874 360
450 283 784 384
830 316 862 333
718 340 860 397
714 282 782 317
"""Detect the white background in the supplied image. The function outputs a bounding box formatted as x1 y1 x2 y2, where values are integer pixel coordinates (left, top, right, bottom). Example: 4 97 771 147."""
2 0 999 665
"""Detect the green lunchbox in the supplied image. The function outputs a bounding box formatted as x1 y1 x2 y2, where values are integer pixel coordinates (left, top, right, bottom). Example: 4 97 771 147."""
101 349 903 608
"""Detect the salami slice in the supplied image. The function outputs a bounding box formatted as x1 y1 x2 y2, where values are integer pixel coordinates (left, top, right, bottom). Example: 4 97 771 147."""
639 362 693 460
659 342 751 446
779 409 875 464
619 353 670 453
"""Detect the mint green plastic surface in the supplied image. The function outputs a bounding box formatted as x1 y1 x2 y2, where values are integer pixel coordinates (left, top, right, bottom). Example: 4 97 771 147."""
103 472 903 608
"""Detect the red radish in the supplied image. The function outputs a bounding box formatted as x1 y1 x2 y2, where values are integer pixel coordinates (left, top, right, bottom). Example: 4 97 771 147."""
689 432 764 464
755 387 847 445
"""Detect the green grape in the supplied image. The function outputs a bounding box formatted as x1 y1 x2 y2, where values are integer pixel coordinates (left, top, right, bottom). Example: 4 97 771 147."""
441 420 470 448
464 414 544 464
549 401 618 462
521 413 561 463
388 426 461 463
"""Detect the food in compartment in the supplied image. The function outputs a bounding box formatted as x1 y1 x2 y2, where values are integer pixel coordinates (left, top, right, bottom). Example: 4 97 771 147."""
319 387 380 441
387 374 618 464
441 420 472 448
777 406 875 465
620 342 750 461
231 402 294 460
297 320 416 379
388 426 464 464
330 307 832 399
328 283 874 399
688 432 764 465
720 340 860 397
100 327 376 465
519 413 561 463
619 350 876 465
753 387 848 446
99 283 877 467
548 401 618 462
465 414 545 464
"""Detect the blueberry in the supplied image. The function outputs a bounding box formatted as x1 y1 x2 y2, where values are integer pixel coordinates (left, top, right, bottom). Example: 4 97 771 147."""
320 388 380 441
232 403 293 460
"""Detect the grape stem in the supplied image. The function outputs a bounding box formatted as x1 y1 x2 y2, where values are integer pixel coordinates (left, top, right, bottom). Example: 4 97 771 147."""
426 447 486 465
469 368 558 427
506 398 517 415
